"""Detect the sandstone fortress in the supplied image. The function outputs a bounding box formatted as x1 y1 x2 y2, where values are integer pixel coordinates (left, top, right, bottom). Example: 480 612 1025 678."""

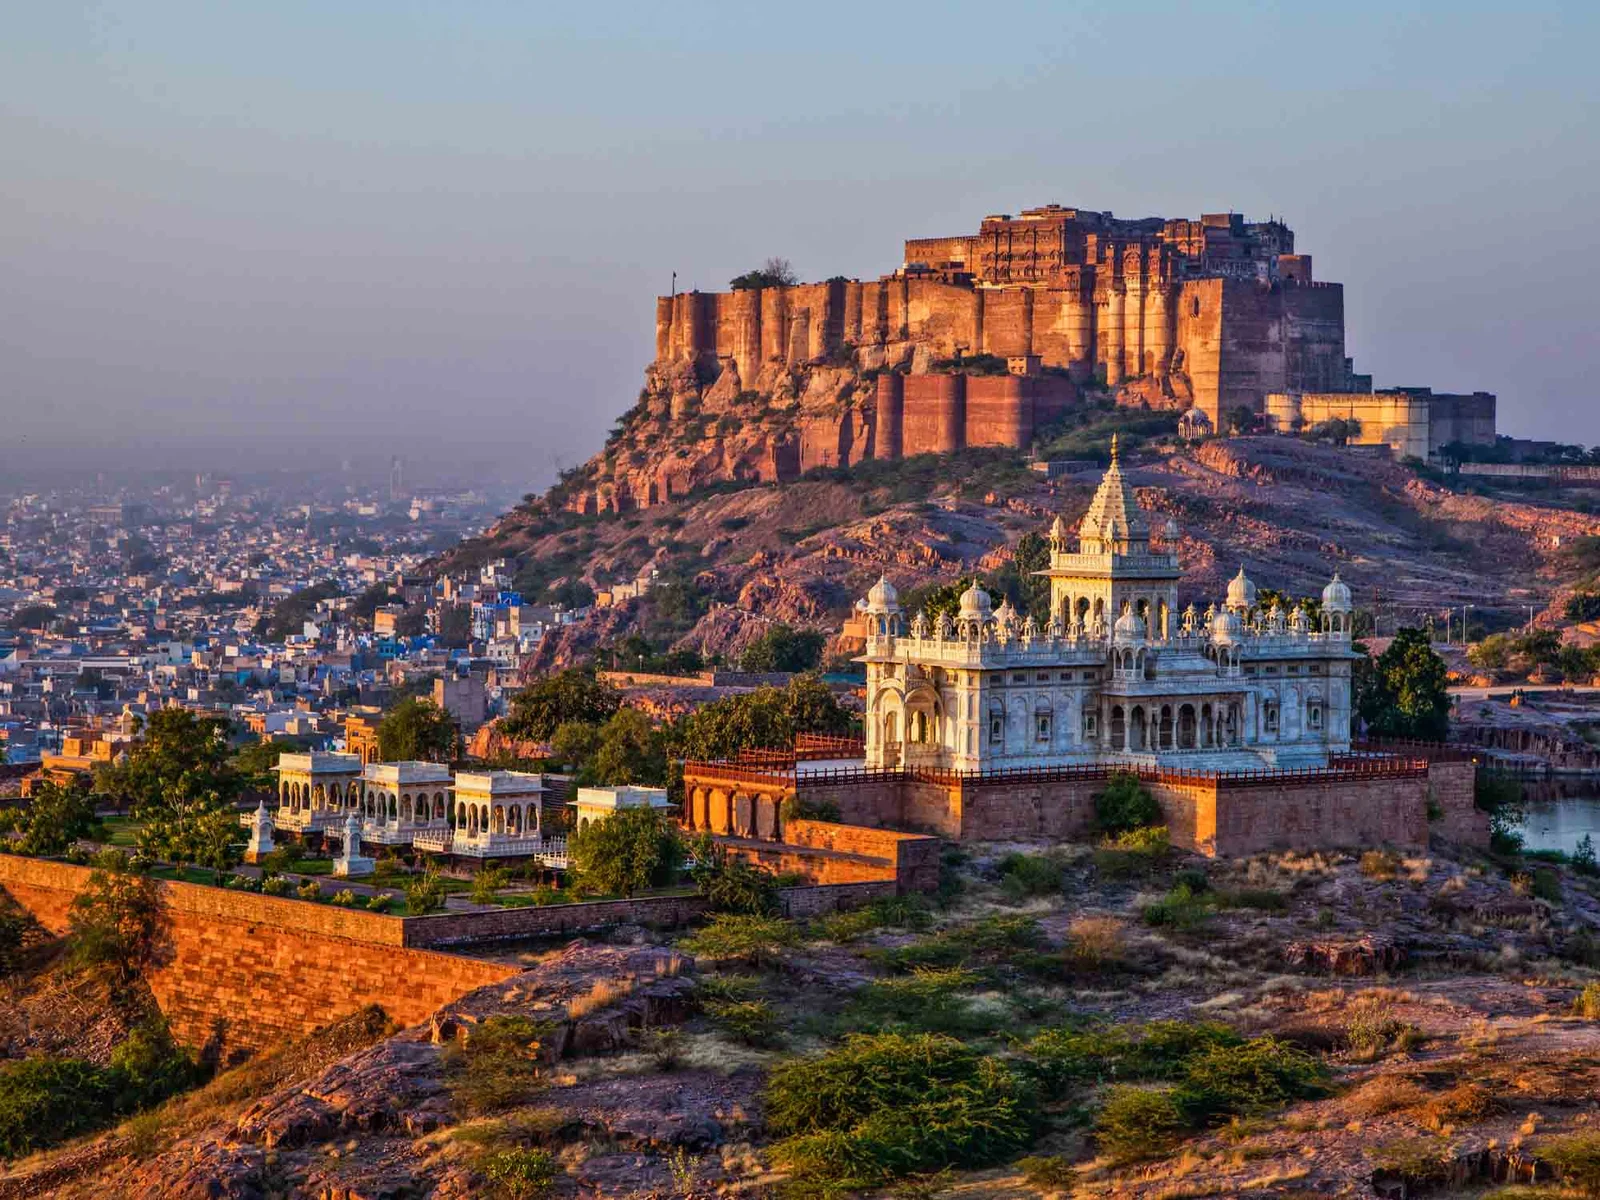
572 204 1494 514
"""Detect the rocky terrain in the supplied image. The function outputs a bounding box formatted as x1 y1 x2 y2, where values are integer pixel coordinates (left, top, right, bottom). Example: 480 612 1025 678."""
14 838 1600 1197
446 435 1600 668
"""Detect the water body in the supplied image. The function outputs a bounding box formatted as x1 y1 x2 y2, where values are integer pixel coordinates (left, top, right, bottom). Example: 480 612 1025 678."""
1518 792 1600 856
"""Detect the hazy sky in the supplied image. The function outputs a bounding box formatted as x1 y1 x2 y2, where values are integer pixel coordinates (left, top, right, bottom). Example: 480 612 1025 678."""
3 2 1596 486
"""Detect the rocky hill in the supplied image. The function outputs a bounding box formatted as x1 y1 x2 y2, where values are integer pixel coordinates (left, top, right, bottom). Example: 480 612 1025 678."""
443 434 1600 670
15 842 1600 1197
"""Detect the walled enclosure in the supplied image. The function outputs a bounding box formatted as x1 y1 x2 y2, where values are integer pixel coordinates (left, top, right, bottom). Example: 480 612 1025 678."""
0 856 518 1059
794 762 1486 856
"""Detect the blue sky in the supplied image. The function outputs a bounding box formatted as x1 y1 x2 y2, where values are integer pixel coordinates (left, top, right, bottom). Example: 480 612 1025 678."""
2 1 1595 479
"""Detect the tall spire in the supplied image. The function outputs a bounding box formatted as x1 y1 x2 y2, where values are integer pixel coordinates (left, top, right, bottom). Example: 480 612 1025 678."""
1109 431 1120 466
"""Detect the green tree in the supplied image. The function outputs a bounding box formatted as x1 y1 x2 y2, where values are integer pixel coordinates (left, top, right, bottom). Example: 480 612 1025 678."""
376 697 458 762
435 604 473 648
97 710 245 868
12 779 99 856
674 676 853 761
740 624 826 673
66 859 163 993
1094 772 1162 834
729 257 798 290
230 737 282 792
589 708 668 786
1357 627 1452 741
502 669 621 742
898 578 999 622
569 806 683 898
10 604 57 631
548 721 603 774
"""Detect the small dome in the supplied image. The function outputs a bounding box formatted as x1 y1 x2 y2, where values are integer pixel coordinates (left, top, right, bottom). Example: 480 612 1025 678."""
1113 607 1145 643
1163 518 1181 541
1049 514 1069 542
958 581 993 621
1211 606 1243 643
994 598 1018 627
866 574 899 611
1321 570 1353 613
1225 566 1258 611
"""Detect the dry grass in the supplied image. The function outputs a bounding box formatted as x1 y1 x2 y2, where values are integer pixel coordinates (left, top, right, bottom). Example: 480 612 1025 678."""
1343 1074 1429 1117
566 978 635 1019
1417 1082 1501 1130
1066 916 1126 968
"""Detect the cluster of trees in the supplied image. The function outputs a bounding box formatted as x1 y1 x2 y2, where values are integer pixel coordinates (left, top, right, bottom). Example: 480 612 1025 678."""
1468 627 1600 684
375 696 459 762
729 257 798 291
498 668 854 790
1303 417 1363 445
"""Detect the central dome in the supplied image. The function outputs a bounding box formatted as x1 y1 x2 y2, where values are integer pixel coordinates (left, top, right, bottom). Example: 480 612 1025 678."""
1113 606 1145 643
866 574 899 611
1321 571 1353 613
957 581 993 621
1225 566 1258 611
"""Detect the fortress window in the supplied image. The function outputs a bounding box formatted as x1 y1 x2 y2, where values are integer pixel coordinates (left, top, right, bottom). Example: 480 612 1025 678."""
1083 712 1098 738
1036 712 1052 741
989 714 1004 743
1308 702 1324 730
1012 673 1027 683
1264 702 1280 734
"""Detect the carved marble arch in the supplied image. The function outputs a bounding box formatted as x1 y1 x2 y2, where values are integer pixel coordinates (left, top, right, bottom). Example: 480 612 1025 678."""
1110 705 1127 751
904 684 941 746
1129 704 1147 751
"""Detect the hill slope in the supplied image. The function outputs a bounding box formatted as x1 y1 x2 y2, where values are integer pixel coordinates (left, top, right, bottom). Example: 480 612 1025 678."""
442 437 1600 668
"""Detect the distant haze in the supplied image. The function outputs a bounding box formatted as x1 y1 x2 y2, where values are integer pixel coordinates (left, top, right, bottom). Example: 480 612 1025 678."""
3 2 1596 491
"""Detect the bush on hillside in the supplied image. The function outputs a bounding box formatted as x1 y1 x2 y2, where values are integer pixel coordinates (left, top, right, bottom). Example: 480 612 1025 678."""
764 1033 1039 1191
1095 772 1161 833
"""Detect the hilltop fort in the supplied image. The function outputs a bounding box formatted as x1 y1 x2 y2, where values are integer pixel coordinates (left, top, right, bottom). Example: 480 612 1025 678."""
569 205 1493 515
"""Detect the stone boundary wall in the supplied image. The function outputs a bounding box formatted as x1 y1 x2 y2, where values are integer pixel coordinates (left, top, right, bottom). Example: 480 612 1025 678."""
1427 760 1490 848
0 857 517 1058
778 880 897 918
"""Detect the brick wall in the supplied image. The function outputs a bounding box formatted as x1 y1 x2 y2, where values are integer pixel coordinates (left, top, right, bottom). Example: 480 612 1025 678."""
0 857 517 1059
778 880 897 918
786 820 941 892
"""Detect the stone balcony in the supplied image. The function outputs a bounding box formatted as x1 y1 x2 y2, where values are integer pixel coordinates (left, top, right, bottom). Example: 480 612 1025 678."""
360 818 446 846
275 807 340 833
412 828 569 866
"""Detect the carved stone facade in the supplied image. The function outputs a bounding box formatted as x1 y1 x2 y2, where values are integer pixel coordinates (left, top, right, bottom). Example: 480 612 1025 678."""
859 439 1358 772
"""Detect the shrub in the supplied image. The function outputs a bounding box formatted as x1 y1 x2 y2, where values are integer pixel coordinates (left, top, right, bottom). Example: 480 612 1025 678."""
996 851 1065 901
679 914 797 965
1177 1038 1326 1123
446 1016 555 1116
406 867 446 915
295 881 322 902
1574 981 1600 1020
1064 915 1125 970
690 838 780 915
1142 883 1211 930
1533 867 1563 905
569 806 684 898
844 968 992 1037
705 999 783 1048
482 1146 558 1199
261 875 291 896
1021 1021 1240 1099
1576 834 1600 876
330 889 358 907
1214 887 1288 912
1096 1084 1192 1160
811 895 931 943
765 1034 1039 1191
0 1057 120 1159
1360 849 1401 880
1095 772 1161 834
1093 1037 1324 1160
1538 1132 1600 1195
470 867 511 907
0 905 29 976
365 895 392 913
1093 825 1170 877
1016 1154 1077 1189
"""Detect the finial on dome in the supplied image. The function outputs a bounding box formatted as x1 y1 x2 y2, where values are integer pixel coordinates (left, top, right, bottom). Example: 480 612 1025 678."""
1109 432 1120 465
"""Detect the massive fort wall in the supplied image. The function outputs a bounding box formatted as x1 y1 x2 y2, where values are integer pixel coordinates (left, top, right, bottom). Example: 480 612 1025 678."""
654 207 1350 426
572 205 1360 515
